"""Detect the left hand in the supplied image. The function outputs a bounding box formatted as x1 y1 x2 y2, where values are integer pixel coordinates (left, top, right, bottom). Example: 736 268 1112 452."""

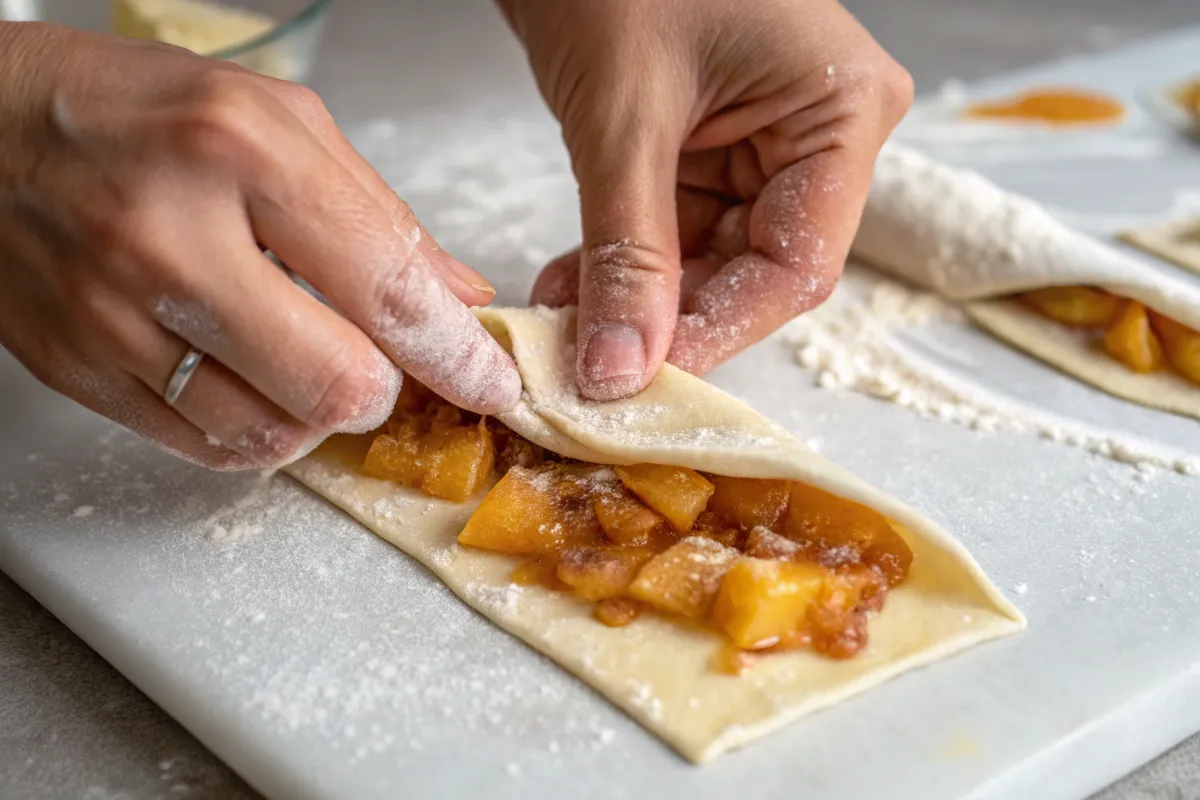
499 0 912 399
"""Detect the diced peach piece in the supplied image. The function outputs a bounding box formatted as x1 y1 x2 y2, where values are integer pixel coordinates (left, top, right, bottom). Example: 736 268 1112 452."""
807 568 884 659
593 490 663 547
594 597 643 627
614 464 715 532
712 644 760 676
391 375 436 416
745 526 807 560
427 401 463 431
785 482 913 587
810 608 869 660
1180 80 1200 116
367 412 494 502
1104 302 1165 373
695 528 743 549
1150 311 1200 387
711 558 828 649
510 557 569 591
707 476 790 530
629 537 738 619
420 421 495 502
363 421 425 487
556 546 656 601
1021 286 1123 328
458 467 599 555
664 509 735 548
492 425 547 472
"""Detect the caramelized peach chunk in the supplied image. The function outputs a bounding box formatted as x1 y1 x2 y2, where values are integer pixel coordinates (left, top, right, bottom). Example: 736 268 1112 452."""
744 526 806 560
808 567 886 659
367 411 495 503
491 424 547 472
711 559 828 649
1021 287 1122 328
629 537 738 619
614 464 715 532
362 426 424 488
594 597 643 627
420 421 495 502
556 546 656 601
1150 312 1200 387
511 557 570 591
1103 302 1164 374
706 476 790 530
712 645 760 676
458 467 600 555
391 375 437 416
1179 80 1200 116
785 482 912 586
593 490 663 546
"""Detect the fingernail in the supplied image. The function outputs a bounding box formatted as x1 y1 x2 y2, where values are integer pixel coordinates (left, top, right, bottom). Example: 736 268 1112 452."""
581 323 646 387
447 258 496 295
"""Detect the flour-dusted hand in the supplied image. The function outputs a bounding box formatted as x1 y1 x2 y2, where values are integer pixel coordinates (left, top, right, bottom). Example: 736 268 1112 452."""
0 23 519 470
503 0 912 397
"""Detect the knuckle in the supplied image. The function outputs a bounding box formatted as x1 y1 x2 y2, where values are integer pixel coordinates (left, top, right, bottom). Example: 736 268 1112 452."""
583 239 675 282
367 257 435 333
877 61 915 126
173 70 269 166
307 349 391 432
792 260 842 312
836 57 914 131
235 420 316 467
275 81 327 121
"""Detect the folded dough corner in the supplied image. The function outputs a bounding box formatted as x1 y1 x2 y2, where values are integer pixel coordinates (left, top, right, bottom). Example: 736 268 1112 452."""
286 305 1024 763
851 142 1200 419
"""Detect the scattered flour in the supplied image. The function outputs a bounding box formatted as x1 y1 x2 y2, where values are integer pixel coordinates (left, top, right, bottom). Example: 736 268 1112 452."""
200 471 289 544
785 267 1200 477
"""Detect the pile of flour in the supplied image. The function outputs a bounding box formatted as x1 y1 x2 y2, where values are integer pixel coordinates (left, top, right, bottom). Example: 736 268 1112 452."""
784 265 1200 477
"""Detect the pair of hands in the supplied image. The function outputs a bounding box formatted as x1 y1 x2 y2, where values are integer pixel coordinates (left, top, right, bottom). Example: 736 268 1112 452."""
0 0 911 471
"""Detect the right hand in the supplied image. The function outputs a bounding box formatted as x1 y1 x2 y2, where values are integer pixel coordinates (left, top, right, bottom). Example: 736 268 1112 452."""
0 23 521 470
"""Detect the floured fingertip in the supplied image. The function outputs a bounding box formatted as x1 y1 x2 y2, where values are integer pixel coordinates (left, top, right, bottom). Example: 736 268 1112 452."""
336 348 403 435
451 340 523 414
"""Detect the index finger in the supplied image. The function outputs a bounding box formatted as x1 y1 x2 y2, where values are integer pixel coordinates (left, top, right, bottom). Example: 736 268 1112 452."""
242 101 521 413
667 144 875 375
261 79 499 308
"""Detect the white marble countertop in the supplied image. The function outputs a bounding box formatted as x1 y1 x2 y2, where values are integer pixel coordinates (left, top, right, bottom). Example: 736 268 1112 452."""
2 1 1199 798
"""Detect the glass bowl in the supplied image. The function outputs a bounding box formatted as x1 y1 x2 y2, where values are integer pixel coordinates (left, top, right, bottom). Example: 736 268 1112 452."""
0 0 331 83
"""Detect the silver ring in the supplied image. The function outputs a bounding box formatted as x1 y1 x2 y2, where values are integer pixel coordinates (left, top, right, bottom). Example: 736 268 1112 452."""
164 347 205 407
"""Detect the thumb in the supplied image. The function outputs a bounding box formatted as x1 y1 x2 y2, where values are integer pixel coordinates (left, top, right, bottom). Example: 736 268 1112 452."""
570 122 683 401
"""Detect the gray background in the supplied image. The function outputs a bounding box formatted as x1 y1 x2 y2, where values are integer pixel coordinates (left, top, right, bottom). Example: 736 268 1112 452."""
2 1 1198 798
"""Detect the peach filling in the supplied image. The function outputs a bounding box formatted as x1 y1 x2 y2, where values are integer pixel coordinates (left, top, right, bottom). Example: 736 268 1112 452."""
1176 79 1200 117
364 379 914 672
1018 287 1200 385
963 88 1124 126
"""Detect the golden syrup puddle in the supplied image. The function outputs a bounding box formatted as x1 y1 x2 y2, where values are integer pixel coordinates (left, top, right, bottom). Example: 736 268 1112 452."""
963 87 1124 126
1172 79 1200 117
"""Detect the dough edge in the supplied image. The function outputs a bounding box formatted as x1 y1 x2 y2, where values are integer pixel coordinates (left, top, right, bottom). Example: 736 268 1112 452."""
966 299 1200 420
852 143 1200 414
1120 218 1200 280
285 306 1025 763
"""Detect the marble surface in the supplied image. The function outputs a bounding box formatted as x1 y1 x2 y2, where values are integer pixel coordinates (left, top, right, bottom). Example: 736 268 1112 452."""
2 1 1200 799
